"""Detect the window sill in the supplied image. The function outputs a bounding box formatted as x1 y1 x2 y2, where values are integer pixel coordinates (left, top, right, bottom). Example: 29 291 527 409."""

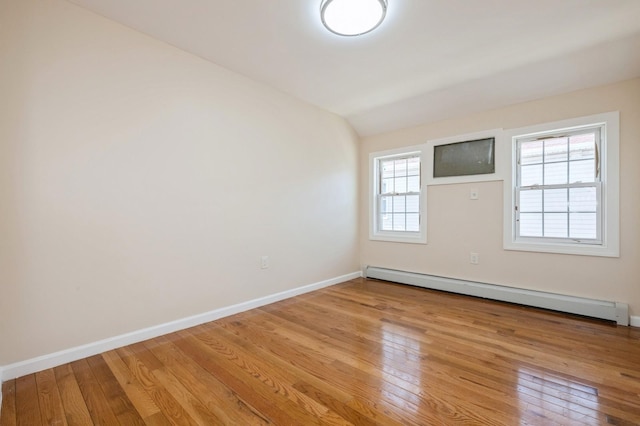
504 240 619 257
370 232 427 244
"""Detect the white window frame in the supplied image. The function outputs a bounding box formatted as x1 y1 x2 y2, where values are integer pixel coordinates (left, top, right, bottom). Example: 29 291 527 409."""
369 146 427 244
503 112 619 257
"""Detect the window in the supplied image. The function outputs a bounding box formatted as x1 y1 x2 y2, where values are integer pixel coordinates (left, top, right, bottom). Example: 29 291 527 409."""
517 127 601 242
370 147 426 244
503 112 619 257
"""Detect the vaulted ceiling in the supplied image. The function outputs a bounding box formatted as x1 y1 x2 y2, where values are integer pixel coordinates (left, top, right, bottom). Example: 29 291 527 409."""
68 0 640 136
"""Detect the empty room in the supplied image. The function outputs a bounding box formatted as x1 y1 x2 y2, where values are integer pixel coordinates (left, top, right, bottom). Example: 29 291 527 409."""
2 0 640 424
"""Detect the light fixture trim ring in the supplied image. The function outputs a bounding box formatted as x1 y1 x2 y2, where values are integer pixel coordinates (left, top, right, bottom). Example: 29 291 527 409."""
320 0 388 37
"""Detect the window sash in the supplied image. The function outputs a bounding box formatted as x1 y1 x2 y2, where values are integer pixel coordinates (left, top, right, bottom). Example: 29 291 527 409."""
515 182 602 244
516 128 601 186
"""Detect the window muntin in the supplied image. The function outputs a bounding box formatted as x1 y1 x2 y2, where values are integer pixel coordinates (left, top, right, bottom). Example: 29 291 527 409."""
515 127 602 244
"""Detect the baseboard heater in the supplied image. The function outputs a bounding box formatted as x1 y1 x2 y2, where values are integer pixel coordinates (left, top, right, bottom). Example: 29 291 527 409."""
364 266 629 326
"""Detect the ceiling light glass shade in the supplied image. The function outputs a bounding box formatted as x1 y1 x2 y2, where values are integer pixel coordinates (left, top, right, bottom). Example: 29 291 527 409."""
320 0 387 36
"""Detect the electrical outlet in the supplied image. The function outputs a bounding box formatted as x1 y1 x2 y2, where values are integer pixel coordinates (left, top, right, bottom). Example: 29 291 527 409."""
470 189 479 200
260 255 270 269
470 252 479 265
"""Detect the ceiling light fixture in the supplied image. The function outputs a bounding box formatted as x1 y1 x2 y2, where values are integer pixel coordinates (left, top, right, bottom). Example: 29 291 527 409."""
320 0 388 37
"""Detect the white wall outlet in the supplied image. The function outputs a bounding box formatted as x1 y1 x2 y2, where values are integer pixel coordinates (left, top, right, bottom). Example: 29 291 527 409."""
260 255 270 269
470 252 479 264
470 189 479 200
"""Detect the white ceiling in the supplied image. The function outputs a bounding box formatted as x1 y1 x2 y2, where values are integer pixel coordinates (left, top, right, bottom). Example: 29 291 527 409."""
68 0 640 136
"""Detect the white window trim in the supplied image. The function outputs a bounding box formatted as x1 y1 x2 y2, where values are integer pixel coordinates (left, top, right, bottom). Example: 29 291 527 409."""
425 129 506 186
369 146 427 244
502 111 620 257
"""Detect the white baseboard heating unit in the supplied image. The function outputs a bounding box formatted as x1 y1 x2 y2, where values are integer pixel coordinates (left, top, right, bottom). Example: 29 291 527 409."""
364 266 629 326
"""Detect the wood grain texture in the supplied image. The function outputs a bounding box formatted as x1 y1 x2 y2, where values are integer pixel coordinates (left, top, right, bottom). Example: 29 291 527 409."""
2 277 640 425
53 364 93 426
34 369 67 426
15 374 42 426
0 381 17 426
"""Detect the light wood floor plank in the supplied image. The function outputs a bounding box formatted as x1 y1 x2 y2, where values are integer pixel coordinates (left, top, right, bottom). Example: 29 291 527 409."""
15 374 43 426
175 328 325 425
34 369 67 426
144 334 271 425
217 314 406 425
85 354 146 425
0 381 17 426
115 344 199 426
53 364 93 426
100 349 165 422
70 359 120 425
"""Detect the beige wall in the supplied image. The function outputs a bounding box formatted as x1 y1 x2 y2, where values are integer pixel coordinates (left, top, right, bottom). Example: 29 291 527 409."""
0 0 359 365
360 78 640 317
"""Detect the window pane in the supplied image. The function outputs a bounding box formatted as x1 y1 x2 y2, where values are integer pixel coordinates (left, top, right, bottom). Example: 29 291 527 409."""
394 159 407 177
519 190 542 212
544 162 568 185
569 133 595 161
393 196 405 213
544 213 568 238
521 164 542 186
381 178 394 194
406 195 419 213
407 176 420 192
407 157 420 176
406 213 419 232
381 213 392 231
520 141 543 165
520 213 542 237
569 159 595 183
544 137 568 163
395 177 407 193
569 213 597 239
569 187 597 212
381 160 394 178
393 213 406 231
544 189 567 212
380 196 392 213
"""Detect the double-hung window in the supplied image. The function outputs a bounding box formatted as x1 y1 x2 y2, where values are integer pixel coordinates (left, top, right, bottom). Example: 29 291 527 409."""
516 127 602 243
504 112 619 257
370 148 426 244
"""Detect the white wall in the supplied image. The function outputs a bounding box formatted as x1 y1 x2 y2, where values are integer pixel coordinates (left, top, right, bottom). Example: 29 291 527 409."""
0 0 359 365
360 78 640 316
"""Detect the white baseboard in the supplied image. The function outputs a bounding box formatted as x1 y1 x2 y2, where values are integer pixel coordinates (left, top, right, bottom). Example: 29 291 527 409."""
0 271 361 382
630 316 640 328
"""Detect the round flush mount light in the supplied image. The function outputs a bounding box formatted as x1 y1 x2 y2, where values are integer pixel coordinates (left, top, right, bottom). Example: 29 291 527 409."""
320 0 388 37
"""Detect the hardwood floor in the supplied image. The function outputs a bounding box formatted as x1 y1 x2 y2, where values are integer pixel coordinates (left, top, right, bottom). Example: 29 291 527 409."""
2 277 640 425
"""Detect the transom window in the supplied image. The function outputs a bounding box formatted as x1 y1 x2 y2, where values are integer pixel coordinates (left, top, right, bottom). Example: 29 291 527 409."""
516 127 601 243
